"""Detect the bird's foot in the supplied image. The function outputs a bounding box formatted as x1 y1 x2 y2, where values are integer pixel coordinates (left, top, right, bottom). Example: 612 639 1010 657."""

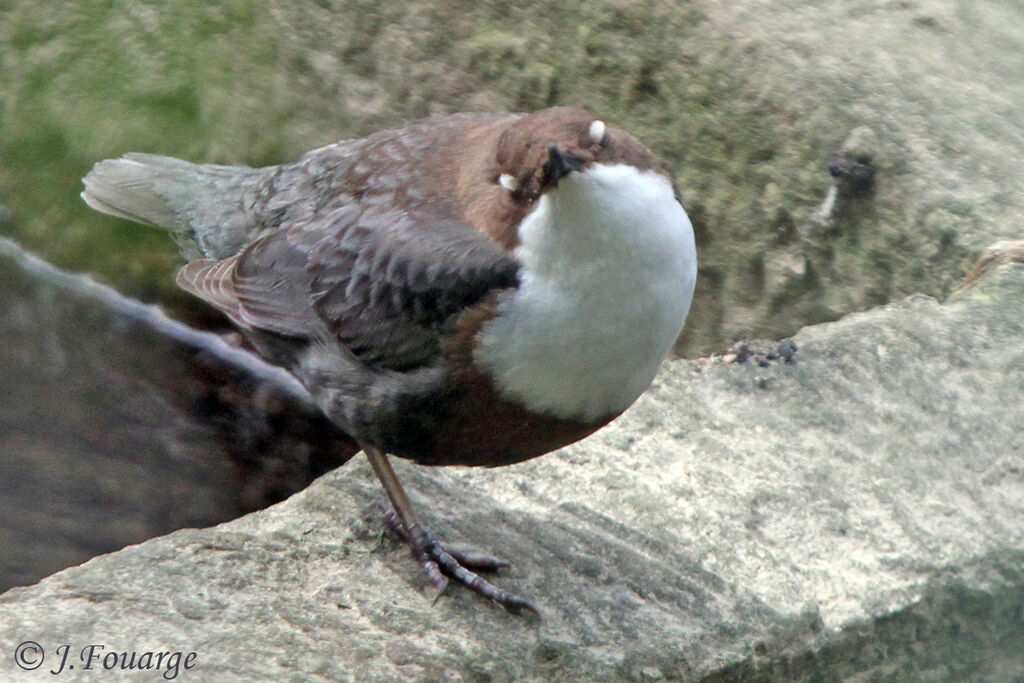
379 506 539 616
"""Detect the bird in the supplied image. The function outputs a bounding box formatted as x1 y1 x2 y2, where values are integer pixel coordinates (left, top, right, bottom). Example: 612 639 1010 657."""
81 107 698 615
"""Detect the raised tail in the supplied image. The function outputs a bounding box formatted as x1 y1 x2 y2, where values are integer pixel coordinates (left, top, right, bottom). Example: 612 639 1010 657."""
81 152 268 259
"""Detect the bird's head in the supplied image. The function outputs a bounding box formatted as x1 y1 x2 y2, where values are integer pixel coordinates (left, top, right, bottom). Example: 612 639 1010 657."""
491 107 667 206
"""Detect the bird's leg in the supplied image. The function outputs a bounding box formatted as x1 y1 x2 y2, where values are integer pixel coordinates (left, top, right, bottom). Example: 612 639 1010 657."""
378 506 512 571
363 445 539 616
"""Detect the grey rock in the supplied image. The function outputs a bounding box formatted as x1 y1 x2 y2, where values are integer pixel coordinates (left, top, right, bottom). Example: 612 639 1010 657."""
2 263 1022 681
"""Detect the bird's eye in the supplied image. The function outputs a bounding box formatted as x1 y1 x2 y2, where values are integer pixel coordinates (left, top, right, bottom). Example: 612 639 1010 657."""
498 173 519 192
588 120 608 146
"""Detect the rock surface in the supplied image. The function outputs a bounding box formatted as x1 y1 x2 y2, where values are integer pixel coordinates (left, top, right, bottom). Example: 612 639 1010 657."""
0 237 356 591
3 0 1024 353
2 263 1021 682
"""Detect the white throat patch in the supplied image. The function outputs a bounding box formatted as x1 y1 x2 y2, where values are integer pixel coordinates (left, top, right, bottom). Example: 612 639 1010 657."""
474 163 697 421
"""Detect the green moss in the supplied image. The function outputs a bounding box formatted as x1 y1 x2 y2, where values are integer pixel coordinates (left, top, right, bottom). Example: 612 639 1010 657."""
0 0 982 353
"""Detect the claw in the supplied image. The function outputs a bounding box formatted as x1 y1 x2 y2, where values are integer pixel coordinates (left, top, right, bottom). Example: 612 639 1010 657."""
363 448 538 616
444 548 510 571
377 506 538 616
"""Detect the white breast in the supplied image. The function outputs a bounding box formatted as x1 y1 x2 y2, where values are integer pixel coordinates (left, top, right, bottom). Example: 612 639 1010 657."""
474 163 697 421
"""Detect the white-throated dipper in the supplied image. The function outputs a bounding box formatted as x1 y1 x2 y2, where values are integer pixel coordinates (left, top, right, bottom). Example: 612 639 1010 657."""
82 107 697 615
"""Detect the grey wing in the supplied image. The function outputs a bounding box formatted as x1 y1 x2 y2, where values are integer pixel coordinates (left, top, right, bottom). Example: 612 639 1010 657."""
176 204 520 371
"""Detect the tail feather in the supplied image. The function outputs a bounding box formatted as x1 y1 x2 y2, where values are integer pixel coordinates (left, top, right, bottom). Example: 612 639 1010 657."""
81 153 267 259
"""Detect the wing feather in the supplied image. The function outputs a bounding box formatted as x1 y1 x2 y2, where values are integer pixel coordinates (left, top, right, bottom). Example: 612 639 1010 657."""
176 204 519 370
173 114 521 370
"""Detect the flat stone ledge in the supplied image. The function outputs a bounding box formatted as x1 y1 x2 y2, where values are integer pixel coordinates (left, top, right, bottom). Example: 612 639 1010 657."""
1 264 1022 681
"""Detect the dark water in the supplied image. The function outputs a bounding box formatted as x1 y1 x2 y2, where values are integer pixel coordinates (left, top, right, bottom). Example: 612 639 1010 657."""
0 237 358 590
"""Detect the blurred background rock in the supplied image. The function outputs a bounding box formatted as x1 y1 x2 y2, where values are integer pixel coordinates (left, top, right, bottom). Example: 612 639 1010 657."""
0 239 358 590
4 0 1022 355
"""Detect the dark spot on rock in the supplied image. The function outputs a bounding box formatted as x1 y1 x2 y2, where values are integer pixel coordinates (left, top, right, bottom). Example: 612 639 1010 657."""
828 151 876 198
774 338 798 363
718 338 798 365
534 641 567 664
912 15 945 31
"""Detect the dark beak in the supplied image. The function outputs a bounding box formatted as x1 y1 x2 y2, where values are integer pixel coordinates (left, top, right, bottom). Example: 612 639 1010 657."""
541 143 584 189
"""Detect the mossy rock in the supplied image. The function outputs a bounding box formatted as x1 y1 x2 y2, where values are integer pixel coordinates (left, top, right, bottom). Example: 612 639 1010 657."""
2 0 1020 354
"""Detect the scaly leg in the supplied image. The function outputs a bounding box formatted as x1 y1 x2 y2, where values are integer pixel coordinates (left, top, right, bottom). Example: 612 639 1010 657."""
363 445 538 616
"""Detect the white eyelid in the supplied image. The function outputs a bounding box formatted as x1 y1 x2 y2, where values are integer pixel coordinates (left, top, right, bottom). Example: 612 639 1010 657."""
588 120 607 144
498 173 519 191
